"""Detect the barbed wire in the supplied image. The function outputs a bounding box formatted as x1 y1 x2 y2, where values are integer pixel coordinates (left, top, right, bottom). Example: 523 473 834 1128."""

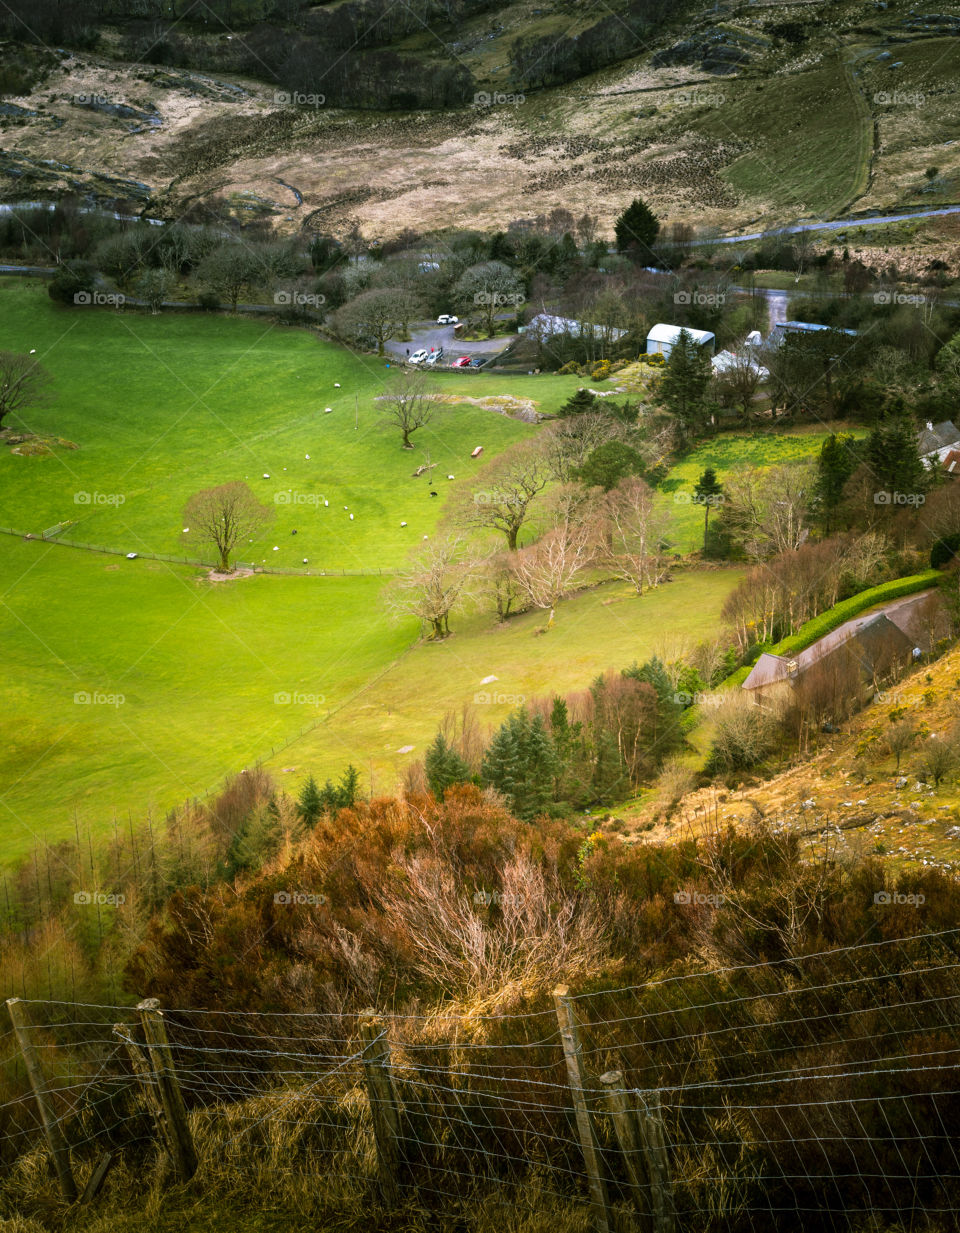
0 927 958 1225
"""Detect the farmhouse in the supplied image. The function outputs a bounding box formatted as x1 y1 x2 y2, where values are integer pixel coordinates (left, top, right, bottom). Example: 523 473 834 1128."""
646 324 716 358
918 420 960 469
742 589 941 704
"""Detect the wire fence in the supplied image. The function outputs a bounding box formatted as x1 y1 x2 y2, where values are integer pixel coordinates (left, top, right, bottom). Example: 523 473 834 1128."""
2 927 959 1226
0 527 397 577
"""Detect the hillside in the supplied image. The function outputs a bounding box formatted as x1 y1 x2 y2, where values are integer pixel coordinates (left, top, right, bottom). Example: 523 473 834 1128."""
620 634 960 881
0 0 958 238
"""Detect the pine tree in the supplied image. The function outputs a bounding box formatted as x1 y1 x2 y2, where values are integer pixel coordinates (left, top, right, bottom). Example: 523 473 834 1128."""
658 330 713 447
576 441 646 491
336 764 361 808
868 407 926 499
558 387 598 416
693 467 723 549
296 775 322 826
425 733 471 799
814 434 859 532
482 710 557 820
614 198 660 257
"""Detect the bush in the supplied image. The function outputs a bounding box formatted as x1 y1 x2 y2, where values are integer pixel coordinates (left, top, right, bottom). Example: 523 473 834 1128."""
47 261 96 306
931 534 960 570
707 694 782 773
197 290 221 311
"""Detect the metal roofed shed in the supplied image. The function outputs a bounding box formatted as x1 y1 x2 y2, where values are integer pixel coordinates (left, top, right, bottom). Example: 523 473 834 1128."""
646 324 716 357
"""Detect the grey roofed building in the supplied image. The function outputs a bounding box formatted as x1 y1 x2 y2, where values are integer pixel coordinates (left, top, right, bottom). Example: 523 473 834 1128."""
523 313 627 341
741 590 939 696
918 420 960 465
769 321 858 346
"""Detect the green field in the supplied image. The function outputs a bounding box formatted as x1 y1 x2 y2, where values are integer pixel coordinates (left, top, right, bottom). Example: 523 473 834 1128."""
0 280 747 858
660 428 855 553
0 280 589 571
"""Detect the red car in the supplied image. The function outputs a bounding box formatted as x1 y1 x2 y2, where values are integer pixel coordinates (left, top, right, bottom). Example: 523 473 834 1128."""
452 356 472 367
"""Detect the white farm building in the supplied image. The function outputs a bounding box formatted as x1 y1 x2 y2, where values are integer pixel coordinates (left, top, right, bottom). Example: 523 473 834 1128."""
646 324 716 358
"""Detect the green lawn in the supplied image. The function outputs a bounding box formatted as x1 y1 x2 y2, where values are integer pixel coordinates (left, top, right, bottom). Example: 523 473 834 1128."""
0 536 410 857
0 281 750 858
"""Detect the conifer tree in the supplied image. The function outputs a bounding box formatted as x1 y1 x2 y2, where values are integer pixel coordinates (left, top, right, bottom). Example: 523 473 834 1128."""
657 330 713 447
296 775 322 826
425 733 472 799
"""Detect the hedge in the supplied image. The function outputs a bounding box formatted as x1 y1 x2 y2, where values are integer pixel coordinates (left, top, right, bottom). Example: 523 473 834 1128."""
721 570 941 690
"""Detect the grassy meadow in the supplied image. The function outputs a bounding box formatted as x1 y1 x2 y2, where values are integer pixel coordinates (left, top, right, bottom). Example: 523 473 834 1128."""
0 278 746 857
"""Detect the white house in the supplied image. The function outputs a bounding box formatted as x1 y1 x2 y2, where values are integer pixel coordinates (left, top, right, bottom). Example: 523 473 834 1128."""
646 324 716 358
523 314 627 341
711 349 769 379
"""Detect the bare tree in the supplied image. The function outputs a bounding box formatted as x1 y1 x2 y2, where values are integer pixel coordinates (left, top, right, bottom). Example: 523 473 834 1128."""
714 345 767 419
540 413 624 483
334 288 410 354
597 477 670 595
387 535 473 639
884 719 917 772
722 462 816 560
479 549 524 623
380 370 433 449
511 517 596 628
450 441 552 549
183 481 273 572
0 351 52 428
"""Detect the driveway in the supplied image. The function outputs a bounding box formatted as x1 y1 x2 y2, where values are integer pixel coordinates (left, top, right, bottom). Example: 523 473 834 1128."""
385 320 517 366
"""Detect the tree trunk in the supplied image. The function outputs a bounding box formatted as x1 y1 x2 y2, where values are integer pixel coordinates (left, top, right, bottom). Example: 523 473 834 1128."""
220 549 230 571
431 618 444 639
507 526 519 551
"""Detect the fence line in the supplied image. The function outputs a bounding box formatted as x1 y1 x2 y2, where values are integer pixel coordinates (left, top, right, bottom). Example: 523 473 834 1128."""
0 527 397 577
2 927 959 1225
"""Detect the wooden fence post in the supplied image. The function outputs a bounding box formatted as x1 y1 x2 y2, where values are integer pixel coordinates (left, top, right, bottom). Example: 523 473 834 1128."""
358 1009 403 1203
114 1023 176 1161
553 986 612 1233
635 1090 674 1233
599 1069 649 1219
6 998 78 1202
136 999 197 1181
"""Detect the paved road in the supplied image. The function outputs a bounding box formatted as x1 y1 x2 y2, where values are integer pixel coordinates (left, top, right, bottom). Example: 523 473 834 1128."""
703 204 960 247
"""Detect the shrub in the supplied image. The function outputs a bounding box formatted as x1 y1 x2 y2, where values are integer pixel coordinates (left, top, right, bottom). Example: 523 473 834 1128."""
707 694 782 773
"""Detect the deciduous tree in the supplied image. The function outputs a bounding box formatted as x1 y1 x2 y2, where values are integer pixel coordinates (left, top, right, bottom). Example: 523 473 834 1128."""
183 481 274 572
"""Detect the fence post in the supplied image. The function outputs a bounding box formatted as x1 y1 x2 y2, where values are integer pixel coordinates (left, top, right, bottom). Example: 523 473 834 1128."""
6 998 78 1202
114 1023 175 1160
635 1090 674 1233
358 1009 403 1203
599 1069 649 1219
553 985 612 1233
136 999 197 1181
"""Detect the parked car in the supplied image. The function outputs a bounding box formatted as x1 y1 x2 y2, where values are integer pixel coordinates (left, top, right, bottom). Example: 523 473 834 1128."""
409 349 429 364
470 358 484 368
437 314 459 325
426 347 444 365
451 356 472 367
